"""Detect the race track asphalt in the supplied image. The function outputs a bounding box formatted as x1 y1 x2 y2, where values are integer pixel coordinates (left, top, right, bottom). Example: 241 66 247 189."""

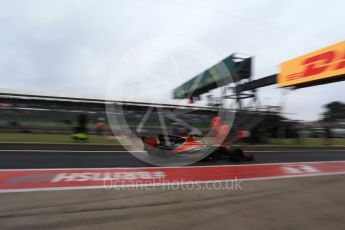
0 149 345 169
1 175 344 230
1 149 345 230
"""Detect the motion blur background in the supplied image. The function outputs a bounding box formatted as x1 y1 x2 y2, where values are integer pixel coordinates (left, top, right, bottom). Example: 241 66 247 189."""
0 92 344 146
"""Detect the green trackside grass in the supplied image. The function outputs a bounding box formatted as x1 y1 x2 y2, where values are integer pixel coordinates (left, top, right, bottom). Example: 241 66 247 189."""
0 133 120 144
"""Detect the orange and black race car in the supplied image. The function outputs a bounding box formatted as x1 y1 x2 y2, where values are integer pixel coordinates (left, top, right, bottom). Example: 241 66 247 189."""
141 134 254 162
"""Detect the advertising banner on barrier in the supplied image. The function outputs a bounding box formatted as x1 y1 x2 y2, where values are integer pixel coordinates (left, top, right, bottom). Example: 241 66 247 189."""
278 41 345 87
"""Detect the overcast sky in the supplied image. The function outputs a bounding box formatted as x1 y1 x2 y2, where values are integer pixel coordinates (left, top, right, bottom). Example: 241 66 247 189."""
0 0 344 121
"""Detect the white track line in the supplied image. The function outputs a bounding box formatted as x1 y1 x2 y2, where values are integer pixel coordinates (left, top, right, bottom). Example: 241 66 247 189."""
248 150 345 152
0 160 345 171
0 150 145 152
0 149 344 153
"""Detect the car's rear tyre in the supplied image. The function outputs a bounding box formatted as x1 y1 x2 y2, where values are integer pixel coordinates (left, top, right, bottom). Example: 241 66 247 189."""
229 147 244 162
244 153 254 161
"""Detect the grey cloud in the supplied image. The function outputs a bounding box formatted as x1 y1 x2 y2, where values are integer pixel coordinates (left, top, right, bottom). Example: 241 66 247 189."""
0 0 344 120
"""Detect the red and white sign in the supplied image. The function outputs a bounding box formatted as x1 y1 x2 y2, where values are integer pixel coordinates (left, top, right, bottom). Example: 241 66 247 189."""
1 161 345 193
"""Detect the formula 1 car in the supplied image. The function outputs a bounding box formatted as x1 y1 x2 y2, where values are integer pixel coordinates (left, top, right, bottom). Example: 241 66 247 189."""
141 134 254 162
